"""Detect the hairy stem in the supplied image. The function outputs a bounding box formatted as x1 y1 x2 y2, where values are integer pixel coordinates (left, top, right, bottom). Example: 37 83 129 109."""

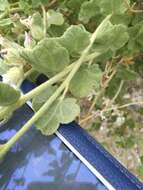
41 5 47 37
124 0 143 13
0 7 22 19
111 80 124 103
0 15 110 158
0 51 100 120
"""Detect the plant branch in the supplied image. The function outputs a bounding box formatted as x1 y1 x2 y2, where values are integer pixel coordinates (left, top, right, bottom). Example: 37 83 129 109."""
41 5 47 37
88 68 116 113
111 80 124 103
0 51 100 121
124 0 143 13
0 15 111 158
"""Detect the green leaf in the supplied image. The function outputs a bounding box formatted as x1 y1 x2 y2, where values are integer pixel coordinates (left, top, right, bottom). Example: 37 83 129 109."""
0 59 8 75
79 0 129 23
0 0 9 11
99 0 130 15
135 25 143 47
32 86 57 111
111 14 131 25
117 65 138 80
19 0 32 14
0 18 12 27
47 10 64 27
21 38 70 76
66 0 86 11
69 64 102 98
137 165 143 177
48 23 69 37
94 21 129 52
79 0 100 23
0 82 20 106
32 0 49 8
57 98 80 123
140 156 143 164
30 12 44 40
58 25 90 55
106 65 137 98
35 102 59 135
35 98 80 135
127 23 143 54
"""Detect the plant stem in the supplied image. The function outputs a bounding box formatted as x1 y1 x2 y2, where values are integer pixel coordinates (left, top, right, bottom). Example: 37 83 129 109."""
117 101 143 109
124 0 143 13
88 67 116 113
24 68 34 79
0 51 100 121
41 5 47 37
111 80 124 103
10 7 22 14
10 2 19 8
103 101 143 113
1 15 111 155
0 63 73 120
0 11 8 19
0 7 22 19
79 114 94 125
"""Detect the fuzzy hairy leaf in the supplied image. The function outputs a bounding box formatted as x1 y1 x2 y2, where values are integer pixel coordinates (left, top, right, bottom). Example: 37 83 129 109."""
58 25 90 55
94 21 129 52
0 60 8 75
30 12 44 40
47 10 64 27
32 86 57 111
79 0 100 23
35 98 80 135
21 38 70 76
99 0 130 15
117 65 138 80
35 102 59 136
69 64 102 98
32 0 49 8
0 82 20 106
79 0 129 23
57 98 80 123
0 0 9 11
0 18 13 27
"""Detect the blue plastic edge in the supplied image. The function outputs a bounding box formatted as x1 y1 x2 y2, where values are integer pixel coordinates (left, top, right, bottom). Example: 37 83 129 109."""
59 123 143 190
21 80 143 190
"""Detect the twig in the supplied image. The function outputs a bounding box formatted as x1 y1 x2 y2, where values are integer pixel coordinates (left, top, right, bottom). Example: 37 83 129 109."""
24 68 34 79
117 101 143 109
41 5 47 37
111 80 124 103
79 114 94 125
124 0 143 13
88 68 116 113
0 15 111 158
103 101 143 113
47 0 57 9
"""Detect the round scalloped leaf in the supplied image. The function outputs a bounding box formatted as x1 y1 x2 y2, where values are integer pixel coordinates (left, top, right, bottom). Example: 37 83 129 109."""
58 25 90 55
30 12 44 41
35 98 80 136
21 38 70 76
47 10 64 27
35 102 60 135
69 65 102 98
57 98 80 124
32 86 57 111
0 82 20 106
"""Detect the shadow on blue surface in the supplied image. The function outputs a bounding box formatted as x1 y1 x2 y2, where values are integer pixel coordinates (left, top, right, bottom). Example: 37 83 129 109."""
0 104 107 190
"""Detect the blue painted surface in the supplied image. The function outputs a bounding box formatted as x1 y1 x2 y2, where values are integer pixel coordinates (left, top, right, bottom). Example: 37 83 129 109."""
0 104 107 190
1 79 142 190
59 123 143 190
